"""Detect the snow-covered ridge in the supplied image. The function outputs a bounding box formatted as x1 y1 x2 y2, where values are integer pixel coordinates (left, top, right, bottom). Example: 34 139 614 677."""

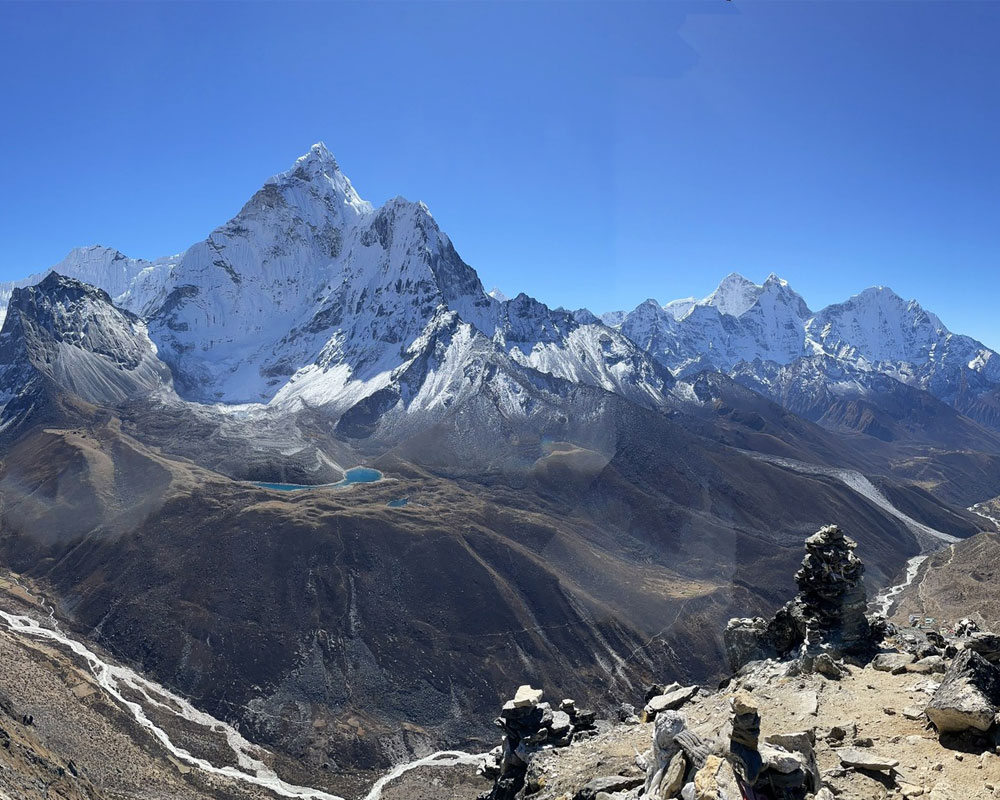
1 143 998 432
0 144 670 424
613 272 996 375
604 272 1000 427
0 245 175 327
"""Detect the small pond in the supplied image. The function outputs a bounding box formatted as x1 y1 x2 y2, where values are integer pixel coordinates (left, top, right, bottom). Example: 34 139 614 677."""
386 498 410 508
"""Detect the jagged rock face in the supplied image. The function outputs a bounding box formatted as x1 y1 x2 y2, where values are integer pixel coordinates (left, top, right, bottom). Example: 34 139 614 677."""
0 273 174 418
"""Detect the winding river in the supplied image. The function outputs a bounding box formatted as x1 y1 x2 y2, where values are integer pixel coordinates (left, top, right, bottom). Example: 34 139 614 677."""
0 606 484 800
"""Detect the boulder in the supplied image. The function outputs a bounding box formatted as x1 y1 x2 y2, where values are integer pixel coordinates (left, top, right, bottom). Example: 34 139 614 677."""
964 632 1000 663
897 629 940 660
549 709 572 737
660 750 687 799
812 652 846 679
644 710 687 798
759 743 805 773
926 649 1000 734
511 685 543 708
907 656 947 675
873 652 916 674
724 617 778 672
764 730 820 789
693 755 741 800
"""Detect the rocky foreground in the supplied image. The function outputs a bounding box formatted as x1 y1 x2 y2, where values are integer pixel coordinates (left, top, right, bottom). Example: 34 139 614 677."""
383 526 1000 800
6 524 1000 800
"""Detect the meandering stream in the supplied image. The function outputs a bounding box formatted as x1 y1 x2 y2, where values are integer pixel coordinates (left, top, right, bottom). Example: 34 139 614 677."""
869 554 928 616
0 606 484 800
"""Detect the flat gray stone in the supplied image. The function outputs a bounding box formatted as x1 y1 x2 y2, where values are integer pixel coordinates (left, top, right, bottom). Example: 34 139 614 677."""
907 655 946 674
644 685 698 718
574 775 644 800
838 748 899 771
512 684 543 707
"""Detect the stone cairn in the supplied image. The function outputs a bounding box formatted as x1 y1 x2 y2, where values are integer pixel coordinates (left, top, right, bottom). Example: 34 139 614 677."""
479 684 596 800
725 524 878 673
642 692 819 800
795 524 873 665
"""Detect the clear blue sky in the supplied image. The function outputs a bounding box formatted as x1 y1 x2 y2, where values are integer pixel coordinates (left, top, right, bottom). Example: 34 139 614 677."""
1 1 999 347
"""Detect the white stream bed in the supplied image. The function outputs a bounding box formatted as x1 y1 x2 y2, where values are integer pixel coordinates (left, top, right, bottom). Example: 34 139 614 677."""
869 554 929 616
969 502 1000 531
743 451 960 544
0 607 484 800
742 451 1000 619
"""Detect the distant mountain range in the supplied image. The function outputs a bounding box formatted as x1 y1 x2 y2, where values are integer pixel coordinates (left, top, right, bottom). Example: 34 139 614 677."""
2 142 999 444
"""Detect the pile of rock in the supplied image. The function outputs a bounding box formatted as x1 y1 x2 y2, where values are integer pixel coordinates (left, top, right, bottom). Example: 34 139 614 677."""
725 525 879 673
639 691 820 800
795 524 874 663
479 684 596 800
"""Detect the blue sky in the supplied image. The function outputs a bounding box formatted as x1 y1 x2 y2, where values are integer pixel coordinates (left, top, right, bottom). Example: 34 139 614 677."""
1 1 998 347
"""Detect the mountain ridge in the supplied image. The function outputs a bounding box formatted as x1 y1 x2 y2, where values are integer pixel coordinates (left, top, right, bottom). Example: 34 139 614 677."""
3 144 998 442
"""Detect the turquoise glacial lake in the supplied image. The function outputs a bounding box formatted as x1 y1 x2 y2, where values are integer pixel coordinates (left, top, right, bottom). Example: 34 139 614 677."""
254 467 383 492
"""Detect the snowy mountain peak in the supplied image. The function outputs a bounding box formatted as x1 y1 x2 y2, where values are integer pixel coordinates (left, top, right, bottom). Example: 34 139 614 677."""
265 143 373 219
662 297 697 320
0 272 174 412
488 287 509 303
290 141 344 177
302 141 338 166
703 272 762 317
836 286 946 333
